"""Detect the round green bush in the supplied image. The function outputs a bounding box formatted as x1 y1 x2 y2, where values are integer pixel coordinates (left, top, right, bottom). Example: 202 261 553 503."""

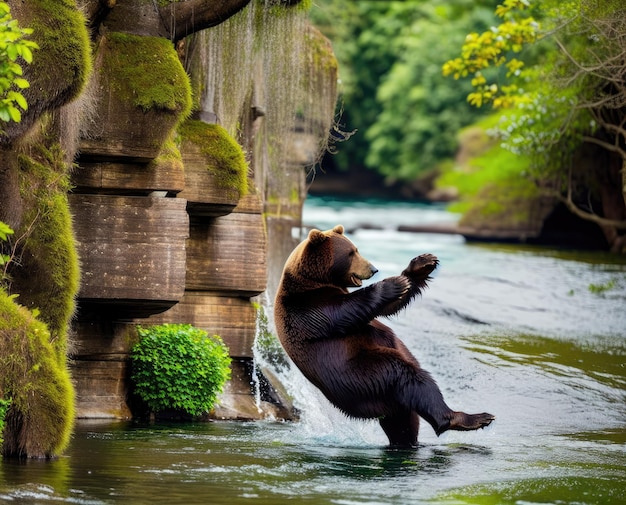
130 324 231 417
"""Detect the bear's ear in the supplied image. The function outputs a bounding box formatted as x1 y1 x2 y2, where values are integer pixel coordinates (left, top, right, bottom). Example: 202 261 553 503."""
308 228 328 245
332 225 344 235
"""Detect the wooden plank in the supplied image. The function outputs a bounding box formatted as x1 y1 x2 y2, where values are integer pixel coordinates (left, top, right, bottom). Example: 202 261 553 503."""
232 185 263 214
144 291 257 358
71 320 134 358
178 141 240 217
186 212 267 295
73 159 184 194
70 194 188 308
70 359 132 419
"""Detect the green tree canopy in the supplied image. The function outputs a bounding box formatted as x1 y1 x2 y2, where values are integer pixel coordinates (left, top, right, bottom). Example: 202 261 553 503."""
311 0 500 183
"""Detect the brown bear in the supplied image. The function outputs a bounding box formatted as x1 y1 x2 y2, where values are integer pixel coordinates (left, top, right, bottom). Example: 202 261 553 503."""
274 225 494 447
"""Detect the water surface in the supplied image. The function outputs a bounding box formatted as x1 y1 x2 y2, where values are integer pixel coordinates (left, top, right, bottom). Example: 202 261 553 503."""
1 195 624 504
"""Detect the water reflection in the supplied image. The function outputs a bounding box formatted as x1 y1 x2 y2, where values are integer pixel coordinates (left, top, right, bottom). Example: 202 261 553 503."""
0 421 501 505
462 333 626 392
436 475 623 505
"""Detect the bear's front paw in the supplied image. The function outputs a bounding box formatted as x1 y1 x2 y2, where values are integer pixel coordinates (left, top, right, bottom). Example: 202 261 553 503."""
380 276 410 300
403 254 438 281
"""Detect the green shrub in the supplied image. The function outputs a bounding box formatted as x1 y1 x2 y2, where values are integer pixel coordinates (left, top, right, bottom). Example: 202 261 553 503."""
130 324 231 417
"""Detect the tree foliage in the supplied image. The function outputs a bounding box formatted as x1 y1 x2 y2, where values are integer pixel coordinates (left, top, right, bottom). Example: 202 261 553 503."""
444 0 626 250
0 221 13 272
311 0 500 182
442 0 540 108
0 1 38 124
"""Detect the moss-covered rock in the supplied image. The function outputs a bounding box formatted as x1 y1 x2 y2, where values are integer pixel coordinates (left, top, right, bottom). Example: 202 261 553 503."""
0 289 74 458
178 119 248 196
4 0 92 143
147 135 185 177
80 31 192 161
102 32 191 114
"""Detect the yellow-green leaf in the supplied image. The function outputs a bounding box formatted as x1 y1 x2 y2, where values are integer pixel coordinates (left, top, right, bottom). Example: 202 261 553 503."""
13 77 29 89
8 105 21 122
13 91 27 110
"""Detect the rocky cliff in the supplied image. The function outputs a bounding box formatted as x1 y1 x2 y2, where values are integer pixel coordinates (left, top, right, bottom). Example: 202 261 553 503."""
0 0 337 456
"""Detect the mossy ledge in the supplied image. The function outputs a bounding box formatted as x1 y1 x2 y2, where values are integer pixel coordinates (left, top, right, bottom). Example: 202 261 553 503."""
178 120 249 196
101 32 192 115
147 135 184 175
0 289 75 459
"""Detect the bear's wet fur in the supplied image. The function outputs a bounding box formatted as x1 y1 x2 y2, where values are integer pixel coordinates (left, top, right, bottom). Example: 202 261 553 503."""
274 225 494 447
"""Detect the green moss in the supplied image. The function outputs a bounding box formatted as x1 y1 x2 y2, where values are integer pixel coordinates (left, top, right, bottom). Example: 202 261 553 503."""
178 119 249 196
12 189 79 357
8 127 79 360
0 397 9 447
305 24 337 74
24 0 92 105
147 135 184 173
0 289 74 458
101 32 192 116
263 0 312 15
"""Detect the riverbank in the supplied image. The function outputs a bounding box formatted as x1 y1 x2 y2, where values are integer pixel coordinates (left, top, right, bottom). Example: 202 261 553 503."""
307 183 610 250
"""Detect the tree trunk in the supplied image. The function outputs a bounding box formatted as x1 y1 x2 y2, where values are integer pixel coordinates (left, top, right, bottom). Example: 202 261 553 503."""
160 0 252 42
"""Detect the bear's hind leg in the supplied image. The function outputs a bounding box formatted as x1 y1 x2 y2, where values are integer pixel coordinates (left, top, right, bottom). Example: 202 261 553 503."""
348 346 495 439
398 367 495 436
379 410 419 447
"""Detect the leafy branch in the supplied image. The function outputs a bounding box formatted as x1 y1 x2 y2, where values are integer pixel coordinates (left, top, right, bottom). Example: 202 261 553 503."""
0 1 38 125
442 0 539 108
1 209 42 283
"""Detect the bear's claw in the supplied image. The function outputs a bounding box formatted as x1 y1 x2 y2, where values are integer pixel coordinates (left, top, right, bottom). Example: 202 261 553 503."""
404 254 439 280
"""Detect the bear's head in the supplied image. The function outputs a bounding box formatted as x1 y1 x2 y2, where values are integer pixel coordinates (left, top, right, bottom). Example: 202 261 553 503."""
284 224 377 288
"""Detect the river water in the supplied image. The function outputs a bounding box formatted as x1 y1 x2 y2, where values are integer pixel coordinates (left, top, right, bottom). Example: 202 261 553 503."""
1 195 625 504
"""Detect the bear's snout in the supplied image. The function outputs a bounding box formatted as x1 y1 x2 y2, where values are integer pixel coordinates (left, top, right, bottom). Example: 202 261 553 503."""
350 261 377 287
